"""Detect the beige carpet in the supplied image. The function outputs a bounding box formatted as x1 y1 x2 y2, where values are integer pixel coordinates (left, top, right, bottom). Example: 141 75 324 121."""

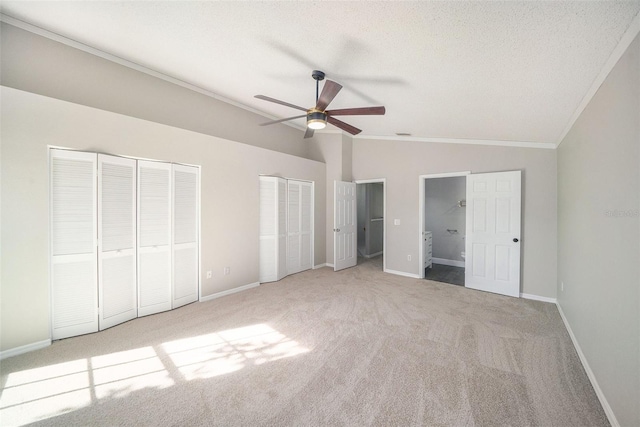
1 257 608 426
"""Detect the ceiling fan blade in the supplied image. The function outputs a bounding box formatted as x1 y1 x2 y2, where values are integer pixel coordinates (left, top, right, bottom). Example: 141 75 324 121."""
259 114 307 126
254 95 308 112
326 106 386 116
315 80 342 111
304 127 315 139
327 116 362 135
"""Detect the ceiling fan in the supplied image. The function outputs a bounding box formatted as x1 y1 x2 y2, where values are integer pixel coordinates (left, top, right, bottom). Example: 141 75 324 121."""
255 70 386 138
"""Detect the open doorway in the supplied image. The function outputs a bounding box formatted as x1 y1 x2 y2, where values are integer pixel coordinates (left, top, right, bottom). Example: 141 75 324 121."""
419 172 469 286
355 179 385 271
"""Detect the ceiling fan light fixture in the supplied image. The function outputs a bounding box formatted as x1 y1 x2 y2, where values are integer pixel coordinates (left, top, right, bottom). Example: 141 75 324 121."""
307 111 327 130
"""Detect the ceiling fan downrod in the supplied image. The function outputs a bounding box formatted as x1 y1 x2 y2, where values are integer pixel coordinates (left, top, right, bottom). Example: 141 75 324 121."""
311 70 325 104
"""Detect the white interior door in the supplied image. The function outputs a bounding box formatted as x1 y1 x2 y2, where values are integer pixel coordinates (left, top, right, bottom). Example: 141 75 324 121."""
98 154 137 330
334 180 357 271
172 164 199 308
259 177 289 282
50 149 99 340
465 171 521 297
259 177 278 283
137 160 172 316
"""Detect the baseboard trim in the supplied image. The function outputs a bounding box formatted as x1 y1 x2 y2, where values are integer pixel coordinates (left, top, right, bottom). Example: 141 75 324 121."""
432 257 465 268
556 303 619 427
0 339 51 360
326 263 335 268
384 268 421 279
520 293 557 304
363 251 383 259
313 263 327 269
200 282 260 302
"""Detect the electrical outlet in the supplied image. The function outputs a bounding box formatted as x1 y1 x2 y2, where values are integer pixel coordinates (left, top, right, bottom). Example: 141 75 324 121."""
561 281 564 292
407 255 412 261
206 271 212 279
224 267 230 276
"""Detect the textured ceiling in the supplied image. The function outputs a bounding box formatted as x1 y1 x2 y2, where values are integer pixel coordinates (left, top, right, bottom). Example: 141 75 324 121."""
1 1 639 145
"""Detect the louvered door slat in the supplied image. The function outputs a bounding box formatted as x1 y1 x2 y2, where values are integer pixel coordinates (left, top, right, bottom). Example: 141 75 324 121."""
172 164 199 308
98 154 137 330
50 149 99 340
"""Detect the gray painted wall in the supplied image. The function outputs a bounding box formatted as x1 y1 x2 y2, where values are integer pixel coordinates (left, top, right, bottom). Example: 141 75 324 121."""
557 34 639 427
352 139 557 298
425 177 466 262
0 23 310 159
0 87 326 353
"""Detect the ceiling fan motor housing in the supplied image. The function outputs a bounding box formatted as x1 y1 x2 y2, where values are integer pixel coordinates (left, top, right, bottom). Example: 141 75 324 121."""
307 110 327 129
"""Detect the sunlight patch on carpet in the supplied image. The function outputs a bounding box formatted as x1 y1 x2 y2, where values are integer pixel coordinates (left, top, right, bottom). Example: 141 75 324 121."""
1 359 92 425
162 323 309 380
0 348 174 425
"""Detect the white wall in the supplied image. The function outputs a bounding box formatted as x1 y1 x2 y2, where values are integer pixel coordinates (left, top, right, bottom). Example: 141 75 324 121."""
352 139 557 298
0 87 326 353
557 34 639 427
425 177 466 262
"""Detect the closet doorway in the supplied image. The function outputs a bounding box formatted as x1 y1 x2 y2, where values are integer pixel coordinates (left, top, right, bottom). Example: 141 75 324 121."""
418 170 522 298
420 172 469 287
355 179 386 272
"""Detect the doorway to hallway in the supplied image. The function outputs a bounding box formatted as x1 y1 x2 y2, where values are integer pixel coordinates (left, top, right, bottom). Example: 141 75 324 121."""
355 179 386 271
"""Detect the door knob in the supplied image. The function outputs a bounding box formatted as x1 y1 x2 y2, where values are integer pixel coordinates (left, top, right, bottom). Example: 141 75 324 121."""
513 238 519 242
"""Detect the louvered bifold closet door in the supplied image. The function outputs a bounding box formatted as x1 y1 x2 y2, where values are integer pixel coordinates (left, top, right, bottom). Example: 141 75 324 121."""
277 178 288 280
98 154 137 330
172 164 200 308
299 181 313 271
287 180 302 275
137 161 172 317
259 177 278 283
50 149 99 340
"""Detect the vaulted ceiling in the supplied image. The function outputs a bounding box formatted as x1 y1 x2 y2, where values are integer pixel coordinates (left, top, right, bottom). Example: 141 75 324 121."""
2 1 639 147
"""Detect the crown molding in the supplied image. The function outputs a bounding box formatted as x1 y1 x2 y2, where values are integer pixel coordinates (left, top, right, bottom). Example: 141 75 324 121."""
0 13 306 133
555 10 640 147
352 134 556 149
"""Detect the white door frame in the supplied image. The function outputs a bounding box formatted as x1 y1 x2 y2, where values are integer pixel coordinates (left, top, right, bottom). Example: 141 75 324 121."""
418 171 470 279
355 179 387 273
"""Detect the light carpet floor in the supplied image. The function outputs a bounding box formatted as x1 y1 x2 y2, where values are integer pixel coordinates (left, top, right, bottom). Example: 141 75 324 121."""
0 257 608 426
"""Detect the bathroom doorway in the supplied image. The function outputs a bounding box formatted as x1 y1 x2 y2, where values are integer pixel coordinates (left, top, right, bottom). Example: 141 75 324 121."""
419 172 469 286
355 179 386 271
